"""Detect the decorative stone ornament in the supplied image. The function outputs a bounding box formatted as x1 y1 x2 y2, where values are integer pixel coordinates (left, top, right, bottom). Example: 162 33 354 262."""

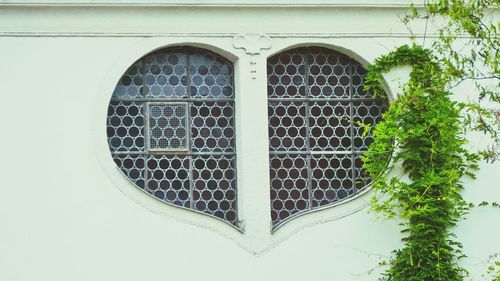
232 33 272 79
232 33 272 55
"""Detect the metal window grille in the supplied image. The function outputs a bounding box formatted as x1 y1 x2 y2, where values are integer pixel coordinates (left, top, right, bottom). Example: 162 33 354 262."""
107 47 239 228
267 47 388 229
147 103 189 151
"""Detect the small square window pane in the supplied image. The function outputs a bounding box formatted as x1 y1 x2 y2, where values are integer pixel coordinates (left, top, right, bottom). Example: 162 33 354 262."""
267 52 307 99
143 51 188 99
113 154 145 189
148 103 188 151
113 62 144 99
310 154 354 208
307 50 351 99
107 101 145 152
192 155 238 225
146 155 190 208
269 154 309 227
189 52 234 99
268 101 307 152
191 101 236 153
308 101 351 152
352 100 388 151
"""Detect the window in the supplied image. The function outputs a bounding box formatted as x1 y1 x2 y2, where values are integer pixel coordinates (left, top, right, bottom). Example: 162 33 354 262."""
106 44 387 232
267 47 388 228
107 46 238 227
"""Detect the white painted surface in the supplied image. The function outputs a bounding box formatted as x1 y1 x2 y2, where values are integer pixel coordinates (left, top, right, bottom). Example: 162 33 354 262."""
0 3 498 281
0 0 421 6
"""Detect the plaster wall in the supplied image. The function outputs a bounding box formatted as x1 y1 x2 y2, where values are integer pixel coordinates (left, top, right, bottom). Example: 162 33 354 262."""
0 2 498 280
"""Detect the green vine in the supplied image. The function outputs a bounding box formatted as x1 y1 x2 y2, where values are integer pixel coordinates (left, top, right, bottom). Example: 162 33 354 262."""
403 0 500 161
485 253 500 281
362 44 480 280
358 1 499 279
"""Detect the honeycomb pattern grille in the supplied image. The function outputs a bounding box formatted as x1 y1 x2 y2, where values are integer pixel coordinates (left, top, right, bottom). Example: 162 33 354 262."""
148 103 188 151
107 47 238 227
192 155 237 223
268 47 388 229
107 101 145 152
191 101 235 153
147 155 190 208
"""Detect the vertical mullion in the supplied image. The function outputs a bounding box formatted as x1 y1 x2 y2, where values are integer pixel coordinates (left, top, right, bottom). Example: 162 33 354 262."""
139 57 150 191
304 51 313 211
139 57 145 99
348 59 356 195
143 154 149 193
141 57 150 153
186 51 195 209
186 51 192 100
230 59 238 224
144 101 151 153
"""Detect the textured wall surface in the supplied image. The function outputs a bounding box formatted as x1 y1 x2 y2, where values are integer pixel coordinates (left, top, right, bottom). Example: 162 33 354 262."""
0 2 498 281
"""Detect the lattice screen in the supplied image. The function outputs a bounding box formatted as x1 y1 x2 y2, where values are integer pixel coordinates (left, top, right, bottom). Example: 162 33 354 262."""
107 47 238 227
267 47 388 228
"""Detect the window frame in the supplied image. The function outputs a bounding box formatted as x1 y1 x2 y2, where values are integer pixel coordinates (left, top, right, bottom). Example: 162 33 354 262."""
94 39 397 253
106 45 240 228
266 46 388 229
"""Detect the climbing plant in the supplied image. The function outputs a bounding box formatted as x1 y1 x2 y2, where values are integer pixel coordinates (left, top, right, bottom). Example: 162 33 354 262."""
404 0 500 161
363 44 479 281
485 254 500 281
360 1 499 280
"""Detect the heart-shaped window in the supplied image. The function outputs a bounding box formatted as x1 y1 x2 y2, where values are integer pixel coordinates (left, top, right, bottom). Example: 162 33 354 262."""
267 47 388 229
107 46 238 227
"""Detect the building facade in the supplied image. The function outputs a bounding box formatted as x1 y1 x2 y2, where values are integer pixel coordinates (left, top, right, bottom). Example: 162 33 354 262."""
1 1 499 280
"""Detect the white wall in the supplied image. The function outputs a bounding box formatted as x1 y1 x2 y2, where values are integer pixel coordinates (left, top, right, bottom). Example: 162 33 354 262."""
0 2 498 281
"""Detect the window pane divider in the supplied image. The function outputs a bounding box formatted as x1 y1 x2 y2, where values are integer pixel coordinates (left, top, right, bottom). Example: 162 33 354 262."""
269 151 365 155
348 59 357 196
267 97 384 102
111 98 234 102
303 52 313 212
110 151 236 156
187 52 195 210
